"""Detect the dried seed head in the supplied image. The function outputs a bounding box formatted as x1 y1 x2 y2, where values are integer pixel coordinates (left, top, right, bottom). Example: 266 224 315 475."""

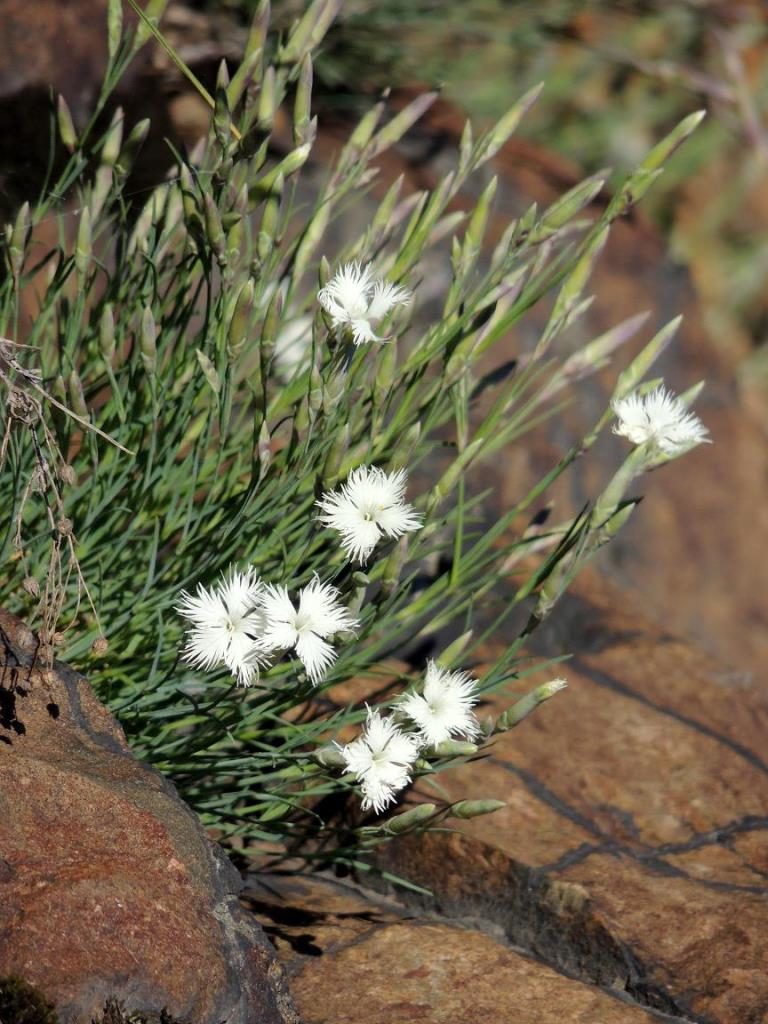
22 576 40 598
51 631 66 646
8 388 39 424
30 466 46 492
59 464 77 486
56 518 74 537
91 636 109 656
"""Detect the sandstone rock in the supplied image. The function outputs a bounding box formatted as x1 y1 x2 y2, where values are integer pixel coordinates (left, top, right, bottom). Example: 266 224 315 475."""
0 608 299 1024
376 571 768 1024
245 871 675 1024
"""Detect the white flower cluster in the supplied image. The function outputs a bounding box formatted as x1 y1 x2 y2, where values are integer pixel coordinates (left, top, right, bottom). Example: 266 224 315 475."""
337 660 482 813
612 385 710 457
318 262 411 346
178 571 357 686
177 461 422 686
176 263 710 818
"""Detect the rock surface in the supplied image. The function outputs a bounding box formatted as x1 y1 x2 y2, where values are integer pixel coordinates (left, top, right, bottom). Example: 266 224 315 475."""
376 571 768 1024
246 871 679 1024
0 608 298 1024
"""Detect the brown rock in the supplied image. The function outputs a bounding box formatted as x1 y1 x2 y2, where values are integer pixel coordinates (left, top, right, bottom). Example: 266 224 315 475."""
377 571 768 1024
0 608 299 1024
245 872 670 1024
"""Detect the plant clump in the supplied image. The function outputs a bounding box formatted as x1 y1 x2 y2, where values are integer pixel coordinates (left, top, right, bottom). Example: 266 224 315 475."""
0 0 709 871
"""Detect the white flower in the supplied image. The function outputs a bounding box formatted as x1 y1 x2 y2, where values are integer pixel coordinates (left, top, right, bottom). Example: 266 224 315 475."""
612 385 710 457
399 661 480 747
259 577 358 684
177 566 267 686
339 707 420 814
316 465 422 563
317 262 411 345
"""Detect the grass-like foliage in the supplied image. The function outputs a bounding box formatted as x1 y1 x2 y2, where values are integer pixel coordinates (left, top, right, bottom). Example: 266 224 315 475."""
0 0 708 870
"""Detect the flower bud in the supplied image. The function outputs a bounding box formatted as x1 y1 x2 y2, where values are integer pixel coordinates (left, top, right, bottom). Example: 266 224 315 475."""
139 306 157 374
432 740 479 758
68 370 89 419
450 799 506 820
494 678 567 733
75 208 92 283
382 803 436 834
312 745 347 769
57 95 77 151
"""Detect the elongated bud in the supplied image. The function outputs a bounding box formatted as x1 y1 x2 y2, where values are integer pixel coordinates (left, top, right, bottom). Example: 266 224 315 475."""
381 536 409 595
474 83 542 165
322 422 349 484
278 0 342 65
257 182 282 263
450 799 506 820
528 172 606 244
257 419 271 477
99 303 116 360
463 175 497 258
89 165 113 224
7 201 30 279
101 107 124 167
57 95 77 151
494 678 567 733
75 208 91 283
214 66 232 148
68 370 89 419
258 65 276 131
321 367 346 415
458 118 474 175
140 306 157 374
318 255 331 289
116 118 150 177
369 91 438 159
294 54 313 145
196 349 221 395
342 98 385 163
346 571 369 617
260 284 283 365
308 365 323 415
437 630 473 669
382 803 436 834
640 109 706 175
312 745 347 769
230 49 264 118
391 421 421 470
107 0 123 60
432 739 479 757
228 278 255 360
373 340 397 406
203 193 226 260
256 143 312 193
179 164 200 226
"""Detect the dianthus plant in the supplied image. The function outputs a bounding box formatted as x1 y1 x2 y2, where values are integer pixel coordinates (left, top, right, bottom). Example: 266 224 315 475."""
0 0 708 869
